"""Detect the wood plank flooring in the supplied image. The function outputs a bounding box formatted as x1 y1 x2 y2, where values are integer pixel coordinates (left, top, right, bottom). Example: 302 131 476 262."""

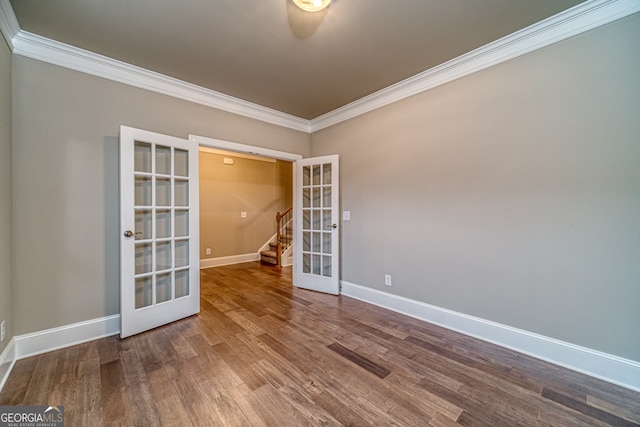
1 261 639 426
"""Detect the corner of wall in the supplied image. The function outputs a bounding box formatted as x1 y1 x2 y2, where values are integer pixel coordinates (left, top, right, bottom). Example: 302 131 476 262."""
0 18 13 361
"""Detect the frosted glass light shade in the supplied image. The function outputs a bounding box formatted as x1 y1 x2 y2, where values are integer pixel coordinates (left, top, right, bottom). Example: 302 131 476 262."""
292 0 332 12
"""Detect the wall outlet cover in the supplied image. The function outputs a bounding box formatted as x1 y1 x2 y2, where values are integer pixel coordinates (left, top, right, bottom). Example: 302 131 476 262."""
384 275 392 286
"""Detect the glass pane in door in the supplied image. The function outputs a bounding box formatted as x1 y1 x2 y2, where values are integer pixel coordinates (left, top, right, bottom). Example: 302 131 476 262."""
175 270 189 298
156 145 172 175
156 210 171 239
135 210 152 240
135 177 152 206
175 210 189 237
175 149 189 177
134 142 152 173
135 277 152 309
156 272 172 304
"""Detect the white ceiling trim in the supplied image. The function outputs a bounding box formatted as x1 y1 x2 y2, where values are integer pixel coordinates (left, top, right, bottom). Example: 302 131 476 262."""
0 0 19 50
1 0 638 134
310 0 640 132
10 30 312 133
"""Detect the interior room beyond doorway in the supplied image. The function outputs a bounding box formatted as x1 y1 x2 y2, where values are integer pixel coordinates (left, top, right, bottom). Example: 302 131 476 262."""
199 147 293 269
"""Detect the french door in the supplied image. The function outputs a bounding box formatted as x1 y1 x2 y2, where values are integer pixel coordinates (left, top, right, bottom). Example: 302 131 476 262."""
119 126 200 338
294 155 340 294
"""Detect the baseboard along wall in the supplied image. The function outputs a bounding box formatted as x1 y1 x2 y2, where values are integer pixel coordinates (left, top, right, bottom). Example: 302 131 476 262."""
0 339 16 393
340 280 640 393
200 253 260 269
0 314 121 393
2 284 639 394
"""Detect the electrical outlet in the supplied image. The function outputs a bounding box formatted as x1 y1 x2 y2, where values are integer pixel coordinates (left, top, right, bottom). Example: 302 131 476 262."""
384 275 392 287
241 211 247 218
206 248 211 256
1 320 5 342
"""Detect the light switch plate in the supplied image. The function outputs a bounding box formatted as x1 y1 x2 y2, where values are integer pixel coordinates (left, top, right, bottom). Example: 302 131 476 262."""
343 211 351 221
241 211 247 218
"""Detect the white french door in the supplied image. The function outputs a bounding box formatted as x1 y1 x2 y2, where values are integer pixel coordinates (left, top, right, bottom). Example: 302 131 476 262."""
294 155 340 294
119 126 200 338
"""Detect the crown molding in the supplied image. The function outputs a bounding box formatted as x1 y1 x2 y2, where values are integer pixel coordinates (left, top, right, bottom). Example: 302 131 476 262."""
310 0 640 132
0 0 20 50
10 30 311 133
2 0 638 134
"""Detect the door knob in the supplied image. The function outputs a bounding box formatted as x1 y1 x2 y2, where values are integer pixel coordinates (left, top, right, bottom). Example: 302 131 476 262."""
123 230 142 238
327 224 337 229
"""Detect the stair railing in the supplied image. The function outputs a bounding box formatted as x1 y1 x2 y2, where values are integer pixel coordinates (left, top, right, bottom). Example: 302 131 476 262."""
275 207 293 267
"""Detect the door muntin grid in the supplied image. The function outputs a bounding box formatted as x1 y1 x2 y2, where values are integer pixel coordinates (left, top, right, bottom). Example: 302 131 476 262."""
302 163 333 277
133 141 191 309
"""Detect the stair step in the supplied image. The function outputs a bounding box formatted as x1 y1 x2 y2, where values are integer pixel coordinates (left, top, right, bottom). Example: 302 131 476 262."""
260 248 278 266
261 256 278 265
269 241 292 251
261 235 294 266
261 250 277 258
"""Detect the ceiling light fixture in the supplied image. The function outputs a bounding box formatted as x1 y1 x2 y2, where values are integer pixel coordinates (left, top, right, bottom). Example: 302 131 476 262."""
292 0 332 12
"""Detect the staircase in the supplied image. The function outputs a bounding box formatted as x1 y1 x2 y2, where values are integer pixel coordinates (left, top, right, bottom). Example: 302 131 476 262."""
260 207 292 267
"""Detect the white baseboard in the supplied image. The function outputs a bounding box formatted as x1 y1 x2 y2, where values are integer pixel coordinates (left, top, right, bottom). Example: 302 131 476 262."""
200 253 260 269
14 314 121 360
0 338 16 392
3 286 639 394
0 314 121 393
341 281 640 393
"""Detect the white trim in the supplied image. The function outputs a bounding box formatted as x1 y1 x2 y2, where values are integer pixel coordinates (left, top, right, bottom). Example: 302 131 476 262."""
0 338 16 392
10 30 311 133
310 0 640 131
258 232 278 254
341 281 640 393
0 315 121 393
2 289 637 395
200 253 260 269
2 1 637 132
281 248 293 267
14 315 120 360
190 135 304 162
0 0 19 50
199 146 277 163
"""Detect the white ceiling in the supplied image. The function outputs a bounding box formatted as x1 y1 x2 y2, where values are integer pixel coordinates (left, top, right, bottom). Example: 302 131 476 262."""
8 0 589 120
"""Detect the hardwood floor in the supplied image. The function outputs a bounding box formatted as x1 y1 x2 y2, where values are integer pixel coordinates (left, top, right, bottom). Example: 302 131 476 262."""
1 262 639 426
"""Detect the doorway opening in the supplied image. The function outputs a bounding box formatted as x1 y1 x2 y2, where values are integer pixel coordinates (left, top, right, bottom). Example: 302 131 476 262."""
191 134 302 277
199 146 293 269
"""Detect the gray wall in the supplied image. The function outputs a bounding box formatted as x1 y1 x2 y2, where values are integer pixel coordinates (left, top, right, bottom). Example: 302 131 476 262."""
7 11 640 365
11 56 310 335
311 14 640 362
0 39 12 354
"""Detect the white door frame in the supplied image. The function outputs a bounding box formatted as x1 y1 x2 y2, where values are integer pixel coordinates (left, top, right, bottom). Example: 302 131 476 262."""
189 134 304 281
